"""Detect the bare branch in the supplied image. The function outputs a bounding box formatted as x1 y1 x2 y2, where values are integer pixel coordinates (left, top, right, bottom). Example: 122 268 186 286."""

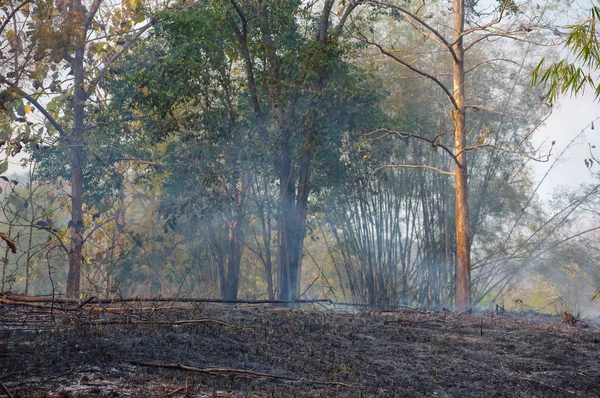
464 31 554 53
457 1 509 41
372 163 455 176
334 0 364 36
464 57 525 74
463 143 553 163
512 108 553 152
84 0 103 32
468 104 541 120
369 0 458 62
125 360 353 387
86 21 155 98
366 128 460 166
0 76 66 136
0 0 29 37
357 32 459 110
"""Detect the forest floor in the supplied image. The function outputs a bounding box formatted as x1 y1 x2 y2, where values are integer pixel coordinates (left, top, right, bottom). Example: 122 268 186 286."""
1 297 600 398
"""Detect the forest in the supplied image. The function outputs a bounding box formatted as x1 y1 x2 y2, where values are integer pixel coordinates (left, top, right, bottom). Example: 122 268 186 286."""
1 0 600 317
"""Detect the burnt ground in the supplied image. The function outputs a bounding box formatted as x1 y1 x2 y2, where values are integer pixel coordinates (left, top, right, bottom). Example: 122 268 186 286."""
1 300 600 398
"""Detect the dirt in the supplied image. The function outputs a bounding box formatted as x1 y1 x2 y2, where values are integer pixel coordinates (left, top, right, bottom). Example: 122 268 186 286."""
1 301 600 397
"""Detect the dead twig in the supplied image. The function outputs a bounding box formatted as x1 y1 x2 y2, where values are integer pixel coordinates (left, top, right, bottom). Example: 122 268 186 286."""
124 360 353 388
165 386 186 397
0 233 16 254
0 378 14 398
384 318 441 326
515 375 578 395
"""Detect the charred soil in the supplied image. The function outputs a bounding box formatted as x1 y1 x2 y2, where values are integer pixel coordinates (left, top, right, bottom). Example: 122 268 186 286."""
1 300 600 397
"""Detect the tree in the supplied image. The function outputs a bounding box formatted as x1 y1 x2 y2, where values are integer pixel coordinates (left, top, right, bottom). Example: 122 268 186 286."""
0 0 155 297
113 0 383 303
320 41 550 309
357 0 555 310
225 0 380 303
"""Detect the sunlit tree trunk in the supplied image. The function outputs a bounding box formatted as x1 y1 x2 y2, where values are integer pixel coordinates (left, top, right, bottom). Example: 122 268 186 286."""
452 0 471 311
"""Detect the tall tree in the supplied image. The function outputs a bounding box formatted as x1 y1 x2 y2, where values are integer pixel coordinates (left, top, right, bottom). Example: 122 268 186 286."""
358 0 554 310
0 0 155 297
226 0 372 303
124 0 380 303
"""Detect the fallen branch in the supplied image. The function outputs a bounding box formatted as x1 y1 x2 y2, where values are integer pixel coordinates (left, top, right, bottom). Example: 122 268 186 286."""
1 294 332 306
124 360 353 388
81 305 203 313
81 318 234 327
0 298 65 310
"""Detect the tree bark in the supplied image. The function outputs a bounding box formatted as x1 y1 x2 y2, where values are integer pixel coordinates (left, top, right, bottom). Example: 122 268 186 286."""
277 138 297 303
223 176 249 301
224 218 242 300
452 0 471 311
259 195 275 300
66 4 87 298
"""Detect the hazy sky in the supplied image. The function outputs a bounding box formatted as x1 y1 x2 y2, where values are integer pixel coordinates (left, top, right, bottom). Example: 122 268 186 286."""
533 90 600 198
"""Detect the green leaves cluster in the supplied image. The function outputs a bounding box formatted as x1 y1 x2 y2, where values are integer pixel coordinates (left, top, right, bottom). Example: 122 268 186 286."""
533 7 600 103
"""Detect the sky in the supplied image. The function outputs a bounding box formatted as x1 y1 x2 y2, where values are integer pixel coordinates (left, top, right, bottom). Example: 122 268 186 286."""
528 0 600 197
533 90 600 198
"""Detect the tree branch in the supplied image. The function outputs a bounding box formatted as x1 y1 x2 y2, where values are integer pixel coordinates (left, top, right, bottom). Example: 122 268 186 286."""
369 0 458 62
463 143 552 163
366 128 461 166
85 113 157 129
357 32 459 110
372 163 455 176
0 0 29 37
456 0 509 42
334 0 363 36
464 31 552 53
0 76 66 136
86 21 155 98
84 0 103 32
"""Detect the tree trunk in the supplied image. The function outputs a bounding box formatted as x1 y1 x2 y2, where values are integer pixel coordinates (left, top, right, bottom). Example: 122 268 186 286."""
278 136 297 303
256 182 275 300
292 154 312 300
278 0 337 304
452 0 471 311
224 218 242 300
66 31 86 299
25 194 35 296
224 175 249 301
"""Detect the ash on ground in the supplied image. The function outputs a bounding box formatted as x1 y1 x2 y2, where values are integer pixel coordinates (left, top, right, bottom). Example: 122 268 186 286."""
1 302 599 397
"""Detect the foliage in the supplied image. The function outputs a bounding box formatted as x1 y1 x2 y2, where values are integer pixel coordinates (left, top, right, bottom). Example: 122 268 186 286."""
0 0 594 314
533 6 600 104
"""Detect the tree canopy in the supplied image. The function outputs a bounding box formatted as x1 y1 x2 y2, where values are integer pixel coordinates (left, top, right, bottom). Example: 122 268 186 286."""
0 0 597 316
